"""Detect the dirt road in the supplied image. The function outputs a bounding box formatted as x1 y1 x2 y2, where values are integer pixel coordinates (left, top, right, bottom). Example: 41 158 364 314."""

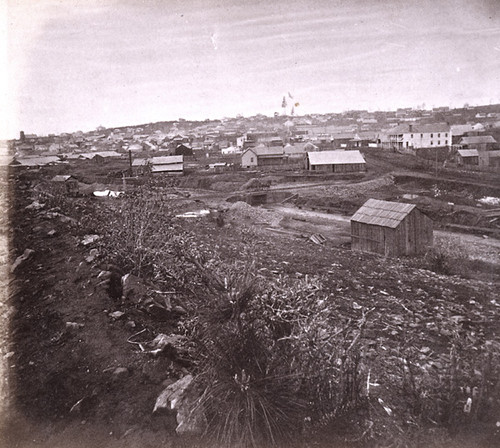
268 204 500 264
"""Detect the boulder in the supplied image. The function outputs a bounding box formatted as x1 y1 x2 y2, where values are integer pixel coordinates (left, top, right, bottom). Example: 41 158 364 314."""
153 375 206 435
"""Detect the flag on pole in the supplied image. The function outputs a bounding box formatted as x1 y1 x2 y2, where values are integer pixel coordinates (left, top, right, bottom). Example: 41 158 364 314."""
282 96 287 108
288 92 293 99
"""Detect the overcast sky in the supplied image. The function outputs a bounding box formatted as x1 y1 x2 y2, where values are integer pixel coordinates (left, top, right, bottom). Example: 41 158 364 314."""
2 0 500 137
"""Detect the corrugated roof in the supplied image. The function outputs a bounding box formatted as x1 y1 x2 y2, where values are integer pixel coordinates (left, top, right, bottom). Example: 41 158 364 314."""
351 199 415 228
457 149 479 157
307 150 366 166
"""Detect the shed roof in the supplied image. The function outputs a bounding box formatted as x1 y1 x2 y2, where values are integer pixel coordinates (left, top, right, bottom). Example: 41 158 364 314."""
459 135 497 145
351 199 416 229
307 150 365 166
457 149 479 157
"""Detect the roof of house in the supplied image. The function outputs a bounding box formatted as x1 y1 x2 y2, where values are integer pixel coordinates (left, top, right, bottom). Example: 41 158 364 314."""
133 155 183 166
351 199 416 229
459 135 497 145
450 124 474 136
457 149 479 157
307 150 366 166
151 163 184 173
77 151 122 159
284 143 307 155
13 156 60 166
246 145 284 157
388 123 450 135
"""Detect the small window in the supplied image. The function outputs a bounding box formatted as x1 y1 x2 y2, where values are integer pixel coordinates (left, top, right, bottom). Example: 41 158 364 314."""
420 134 423 138
445 140 448 145
438 140 440 145
438 133 441 137
431 133 433 138
250 157 254 163
445 133 448 137
430 141 433 145
411 134 413 138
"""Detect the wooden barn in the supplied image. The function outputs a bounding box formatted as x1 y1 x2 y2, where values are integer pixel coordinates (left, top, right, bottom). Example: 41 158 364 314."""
350 199 433 257
306 150 366 173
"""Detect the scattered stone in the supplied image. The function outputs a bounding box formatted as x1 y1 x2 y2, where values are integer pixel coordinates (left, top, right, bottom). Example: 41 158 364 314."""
112 367 129 379
4 351 14 359
11 249 35 273
81 234 100 246
65 322 84 330
144 333 186 357
172 305 187 316
25 200 45 210
47 229 57 237
85 249 99 263
109 311 125 320
125 320 136 330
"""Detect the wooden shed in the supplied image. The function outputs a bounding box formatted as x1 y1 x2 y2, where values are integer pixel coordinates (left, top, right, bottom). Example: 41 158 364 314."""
351 199 433 257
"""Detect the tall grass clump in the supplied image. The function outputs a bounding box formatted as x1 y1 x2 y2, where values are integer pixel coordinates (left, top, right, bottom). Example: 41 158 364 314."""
179 258 370 448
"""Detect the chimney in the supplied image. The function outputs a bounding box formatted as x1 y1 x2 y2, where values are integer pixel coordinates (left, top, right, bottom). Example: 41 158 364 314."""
409 124 413 133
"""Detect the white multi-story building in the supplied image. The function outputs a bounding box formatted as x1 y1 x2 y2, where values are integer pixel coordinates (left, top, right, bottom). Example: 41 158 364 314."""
387 123 451 151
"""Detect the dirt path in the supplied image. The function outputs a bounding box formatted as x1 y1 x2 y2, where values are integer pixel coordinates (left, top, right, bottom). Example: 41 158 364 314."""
268 204 500 263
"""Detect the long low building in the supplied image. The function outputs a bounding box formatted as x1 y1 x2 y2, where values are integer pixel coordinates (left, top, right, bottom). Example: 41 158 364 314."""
305 150 366 172
132 155 184 174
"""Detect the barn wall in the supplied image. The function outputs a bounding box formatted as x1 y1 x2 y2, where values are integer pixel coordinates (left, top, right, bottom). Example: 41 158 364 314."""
392 210 433 256
334 163 366 173
351 222 386 255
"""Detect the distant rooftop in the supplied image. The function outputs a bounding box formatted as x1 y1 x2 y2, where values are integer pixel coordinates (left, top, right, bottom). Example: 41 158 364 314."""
307 150 366 165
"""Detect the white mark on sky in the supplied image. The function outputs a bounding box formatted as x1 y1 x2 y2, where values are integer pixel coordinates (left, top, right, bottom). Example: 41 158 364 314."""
456 67 461 72
211 33 218 50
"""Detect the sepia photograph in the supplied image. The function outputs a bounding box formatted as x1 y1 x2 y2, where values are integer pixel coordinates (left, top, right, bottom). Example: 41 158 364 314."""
1 0 500 447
